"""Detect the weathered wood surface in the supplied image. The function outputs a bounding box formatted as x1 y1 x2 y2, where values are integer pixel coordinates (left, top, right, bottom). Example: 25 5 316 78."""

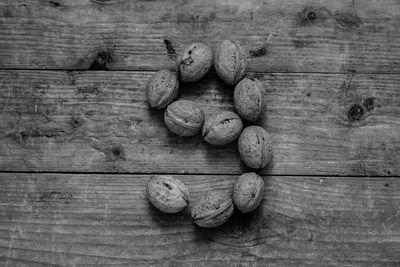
0 173 399 266
1 0 400 264
0 70 399 175
1 0 400 73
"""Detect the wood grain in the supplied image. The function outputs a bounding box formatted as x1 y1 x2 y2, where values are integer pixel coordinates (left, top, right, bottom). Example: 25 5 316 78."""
0 173 399 266
1 0 400 73
0 70 399 175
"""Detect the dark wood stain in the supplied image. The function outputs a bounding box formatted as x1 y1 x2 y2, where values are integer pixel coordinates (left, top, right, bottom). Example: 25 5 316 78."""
89 49 114 70
49 1 61 7
250 47 267 58
363 97 380 111
163 39 177 61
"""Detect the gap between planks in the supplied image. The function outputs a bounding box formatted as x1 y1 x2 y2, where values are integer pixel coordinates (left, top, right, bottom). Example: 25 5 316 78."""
0 68 399 76
0 170 398 178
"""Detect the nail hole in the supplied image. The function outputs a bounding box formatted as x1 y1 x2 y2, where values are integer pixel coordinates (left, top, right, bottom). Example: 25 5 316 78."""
250 47 267 58
385 183 389 187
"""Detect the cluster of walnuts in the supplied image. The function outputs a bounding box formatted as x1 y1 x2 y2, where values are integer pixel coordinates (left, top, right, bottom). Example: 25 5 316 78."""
145 40 272 228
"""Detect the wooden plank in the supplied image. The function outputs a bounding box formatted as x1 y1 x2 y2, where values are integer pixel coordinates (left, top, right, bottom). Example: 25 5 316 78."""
0 70 399 175
1 0 400 73
0 173 399 266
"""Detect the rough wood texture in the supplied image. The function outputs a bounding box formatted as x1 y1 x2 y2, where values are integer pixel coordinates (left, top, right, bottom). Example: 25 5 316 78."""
0 70 399 175
1 0 400 264
1 0 400 73
0 173 399 266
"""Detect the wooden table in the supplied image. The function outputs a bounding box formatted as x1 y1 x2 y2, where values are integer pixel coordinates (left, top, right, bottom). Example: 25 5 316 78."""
1 0 399 266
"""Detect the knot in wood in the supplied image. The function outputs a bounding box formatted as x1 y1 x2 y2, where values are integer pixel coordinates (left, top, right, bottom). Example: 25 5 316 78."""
307 12 316 21
347 104 364 121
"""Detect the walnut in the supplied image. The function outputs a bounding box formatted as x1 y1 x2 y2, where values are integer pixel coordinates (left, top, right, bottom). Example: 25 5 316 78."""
234 78 266 122
146 176 189 213
238 126 273 169
214 40 247 85
179 43 213 82
165 100 205 136
202 111 243 145
145 69 179 109
233 172 264 213
191 191 234 228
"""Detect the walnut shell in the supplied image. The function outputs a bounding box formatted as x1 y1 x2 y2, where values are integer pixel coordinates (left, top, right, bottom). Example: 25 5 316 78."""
214 40 247 85
146 176 189 213
191 191 234 228
234 78 266 122
145 70 179 109
202 111 243 145
179 43 213 82
238 126 273 169
233 172 264 213
165 100 205 137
